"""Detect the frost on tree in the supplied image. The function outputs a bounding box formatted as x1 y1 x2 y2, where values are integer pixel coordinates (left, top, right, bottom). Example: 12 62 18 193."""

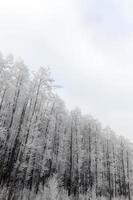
0 52 132 200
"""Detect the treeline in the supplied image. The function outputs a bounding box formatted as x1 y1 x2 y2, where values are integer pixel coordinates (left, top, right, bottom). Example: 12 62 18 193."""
0 52 133 200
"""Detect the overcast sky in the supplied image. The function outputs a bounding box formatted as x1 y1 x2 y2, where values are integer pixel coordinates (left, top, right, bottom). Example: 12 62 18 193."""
0 0 133 139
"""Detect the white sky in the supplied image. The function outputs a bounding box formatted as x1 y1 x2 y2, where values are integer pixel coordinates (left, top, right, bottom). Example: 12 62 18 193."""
0 0 133 139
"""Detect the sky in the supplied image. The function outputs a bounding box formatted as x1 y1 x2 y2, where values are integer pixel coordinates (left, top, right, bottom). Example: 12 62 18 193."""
0 0 133 139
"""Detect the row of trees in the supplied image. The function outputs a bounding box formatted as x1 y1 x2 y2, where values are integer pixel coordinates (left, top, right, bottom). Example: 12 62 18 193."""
0 53 132 200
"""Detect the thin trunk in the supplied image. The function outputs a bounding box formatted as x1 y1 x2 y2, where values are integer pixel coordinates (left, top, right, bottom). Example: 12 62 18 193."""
68 126 73 196
126 151 131 200
0 87 6 112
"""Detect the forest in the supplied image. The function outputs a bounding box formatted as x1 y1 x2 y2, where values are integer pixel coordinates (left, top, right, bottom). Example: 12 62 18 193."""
0 52 132 200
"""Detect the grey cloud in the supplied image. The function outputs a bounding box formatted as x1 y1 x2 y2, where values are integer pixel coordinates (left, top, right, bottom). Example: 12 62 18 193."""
0 0 133 140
